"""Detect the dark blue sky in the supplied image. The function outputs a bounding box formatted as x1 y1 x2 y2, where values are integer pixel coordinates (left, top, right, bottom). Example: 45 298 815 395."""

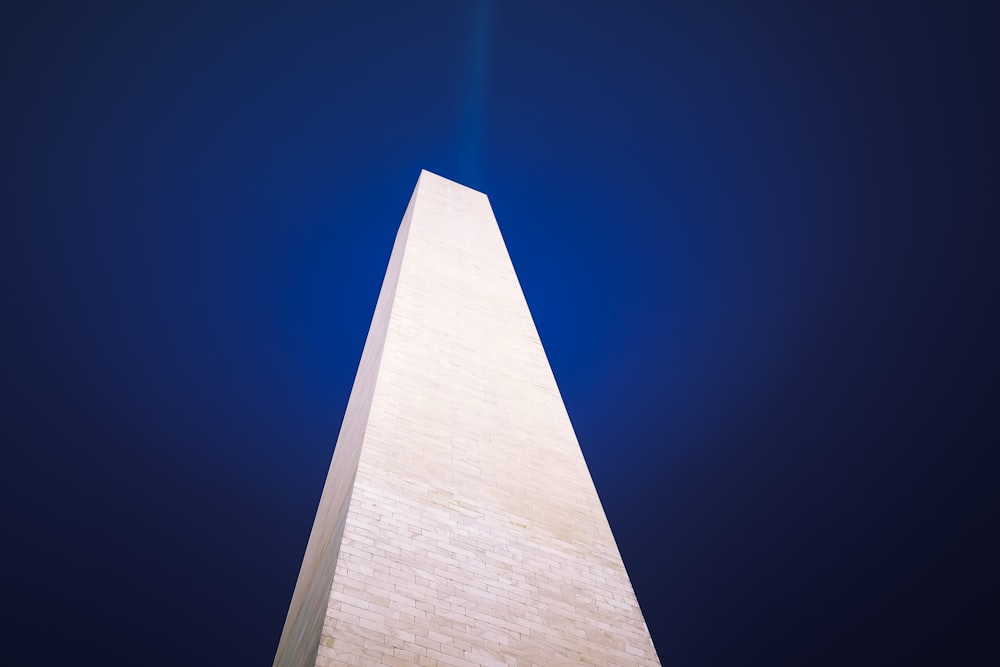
2 1 996 665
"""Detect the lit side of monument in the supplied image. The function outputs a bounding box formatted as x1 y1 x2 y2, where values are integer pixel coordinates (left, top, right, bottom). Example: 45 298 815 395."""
274 171 659 666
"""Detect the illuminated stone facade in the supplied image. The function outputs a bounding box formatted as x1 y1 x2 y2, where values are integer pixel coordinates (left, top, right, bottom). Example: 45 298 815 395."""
274 171 659 666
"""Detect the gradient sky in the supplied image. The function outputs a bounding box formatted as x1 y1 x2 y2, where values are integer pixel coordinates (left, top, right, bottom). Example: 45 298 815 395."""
2 1 996 665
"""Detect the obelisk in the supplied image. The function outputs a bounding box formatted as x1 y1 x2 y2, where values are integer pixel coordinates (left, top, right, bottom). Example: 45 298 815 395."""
274 170 660 666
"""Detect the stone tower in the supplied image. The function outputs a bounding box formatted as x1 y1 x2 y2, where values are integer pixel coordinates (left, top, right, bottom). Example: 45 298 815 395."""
274 170 660 666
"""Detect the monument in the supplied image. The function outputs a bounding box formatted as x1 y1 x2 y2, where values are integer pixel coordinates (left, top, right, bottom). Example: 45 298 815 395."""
274 170 660 666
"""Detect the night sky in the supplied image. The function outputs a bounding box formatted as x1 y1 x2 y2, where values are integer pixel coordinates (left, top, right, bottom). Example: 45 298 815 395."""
2 1 997 665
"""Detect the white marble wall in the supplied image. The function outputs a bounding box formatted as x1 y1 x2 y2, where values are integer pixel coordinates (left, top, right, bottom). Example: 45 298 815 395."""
276 171 659 667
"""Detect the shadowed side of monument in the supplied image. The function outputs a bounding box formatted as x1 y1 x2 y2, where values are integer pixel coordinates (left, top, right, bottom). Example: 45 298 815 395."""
275 170 660 667
272 181 421 667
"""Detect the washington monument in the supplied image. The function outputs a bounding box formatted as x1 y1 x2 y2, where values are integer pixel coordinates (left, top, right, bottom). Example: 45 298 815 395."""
274 171 660 666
